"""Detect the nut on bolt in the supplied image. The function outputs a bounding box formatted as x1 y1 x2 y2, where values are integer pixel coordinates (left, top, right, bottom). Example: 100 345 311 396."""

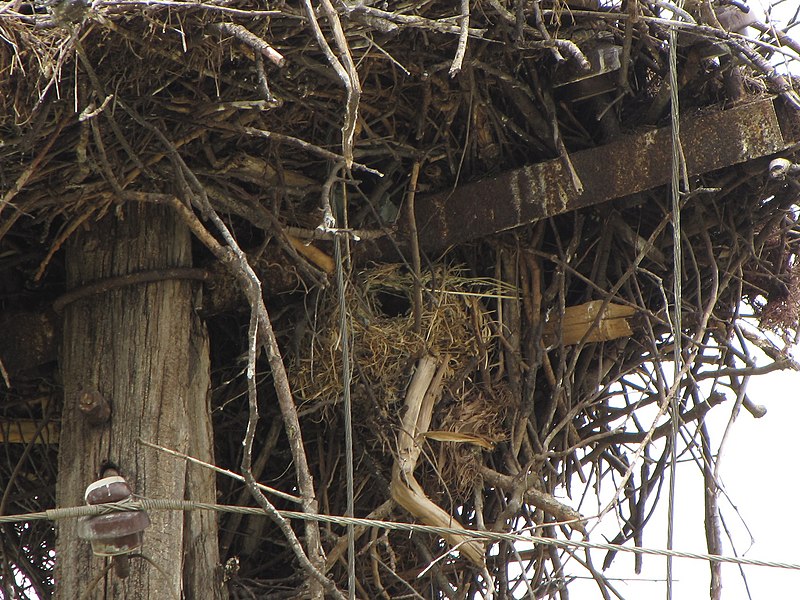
768 158 800 180
79 388 111 425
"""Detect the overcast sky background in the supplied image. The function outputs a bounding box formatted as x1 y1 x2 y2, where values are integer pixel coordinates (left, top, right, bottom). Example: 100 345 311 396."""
564 1 800 596
11 2 800 599
565 364 800 598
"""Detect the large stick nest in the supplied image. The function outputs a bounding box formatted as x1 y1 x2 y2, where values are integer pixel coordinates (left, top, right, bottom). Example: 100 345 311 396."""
2 1 800 598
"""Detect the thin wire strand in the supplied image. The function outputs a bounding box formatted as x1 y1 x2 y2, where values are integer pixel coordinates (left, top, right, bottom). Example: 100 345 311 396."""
667 6 686 596
335 226 356 600
9 498 800 572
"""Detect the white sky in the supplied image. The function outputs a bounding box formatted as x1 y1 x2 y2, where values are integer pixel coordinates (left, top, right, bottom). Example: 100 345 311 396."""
11 2 800 599
564 365 800 598
564 2 800 595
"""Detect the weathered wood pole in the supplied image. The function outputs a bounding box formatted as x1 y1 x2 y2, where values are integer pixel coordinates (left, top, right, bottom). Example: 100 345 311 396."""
55 203 225 599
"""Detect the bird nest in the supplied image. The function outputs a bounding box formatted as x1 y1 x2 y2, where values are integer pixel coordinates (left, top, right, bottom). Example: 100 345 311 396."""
291 263 512 496
2 1 800 598
293 265 488 411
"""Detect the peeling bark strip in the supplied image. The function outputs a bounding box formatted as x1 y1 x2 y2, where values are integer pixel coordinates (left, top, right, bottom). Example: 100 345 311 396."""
415 98 794 251
56 204 224 600
391 356 486 568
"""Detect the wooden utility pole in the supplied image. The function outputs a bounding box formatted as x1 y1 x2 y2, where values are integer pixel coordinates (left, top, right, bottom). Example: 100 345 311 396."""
55 203 225 599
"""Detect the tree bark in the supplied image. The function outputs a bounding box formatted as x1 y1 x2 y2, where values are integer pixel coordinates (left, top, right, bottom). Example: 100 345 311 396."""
55 203 224 599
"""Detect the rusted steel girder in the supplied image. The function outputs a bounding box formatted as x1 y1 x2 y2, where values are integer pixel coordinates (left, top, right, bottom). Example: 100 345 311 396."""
414 98 799 251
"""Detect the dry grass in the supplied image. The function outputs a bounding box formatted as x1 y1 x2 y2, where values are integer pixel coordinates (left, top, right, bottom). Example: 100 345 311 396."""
2 1 800 597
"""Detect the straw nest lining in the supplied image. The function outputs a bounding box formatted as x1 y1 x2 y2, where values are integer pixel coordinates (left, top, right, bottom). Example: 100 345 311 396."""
2 0 800 598
292 264 508 455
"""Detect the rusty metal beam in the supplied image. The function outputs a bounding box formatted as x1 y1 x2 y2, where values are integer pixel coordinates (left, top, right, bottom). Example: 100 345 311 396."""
415 98 798 251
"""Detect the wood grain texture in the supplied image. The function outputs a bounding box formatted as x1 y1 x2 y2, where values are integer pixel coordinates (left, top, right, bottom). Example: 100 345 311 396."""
56 203 224 599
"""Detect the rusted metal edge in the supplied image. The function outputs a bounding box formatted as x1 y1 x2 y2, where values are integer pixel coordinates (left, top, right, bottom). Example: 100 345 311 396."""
414 98 796 251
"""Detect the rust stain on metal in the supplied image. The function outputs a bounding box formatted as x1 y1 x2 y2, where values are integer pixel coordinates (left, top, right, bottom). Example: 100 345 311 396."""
415 99 790 251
